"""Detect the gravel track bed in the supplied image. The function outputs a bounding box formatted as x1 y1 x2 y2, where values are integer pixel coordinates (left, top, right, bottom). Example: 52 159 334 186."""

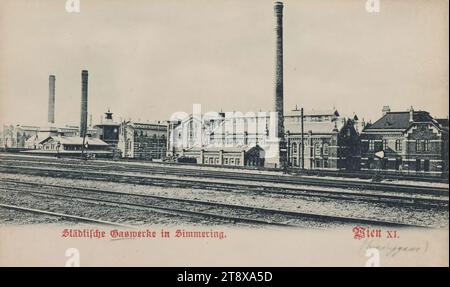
1 173 448 228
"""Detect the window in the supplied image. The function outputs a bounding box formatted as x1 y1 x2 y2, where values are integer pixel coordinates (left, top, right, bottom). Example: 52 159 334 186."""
395 158 402 170
236 159 240 166
422 140 430 152
323 143 329 156
368 157 374 169
323 160 328 168
416 140 421 151
416 159 421 171
292 143 297 154
315 160 321 168
423 159 430 171
382 158 388 170
224 158 228 165
369 140 375 151
395 140 402 151
314 144 321 157
383 139 388 150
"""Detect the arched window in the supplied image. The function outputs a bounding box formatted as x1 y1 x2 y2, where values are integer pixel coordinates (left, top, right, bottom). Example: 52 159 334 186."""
292 142 298 154
314 143 321 156
323 143 329 156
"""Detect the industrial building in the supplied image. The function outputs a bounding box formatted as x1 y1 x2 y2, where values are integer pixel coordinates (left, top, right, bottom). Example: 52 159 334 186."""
182 145 265 167
284 109 361 170
32 135 111 157
360 106 449 176
118 121 167 160
94 110 120 148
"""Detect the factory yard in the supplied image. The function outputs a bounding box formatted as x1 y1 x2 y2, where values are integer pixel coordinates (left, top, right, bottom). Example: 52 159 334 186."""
0 155 448 229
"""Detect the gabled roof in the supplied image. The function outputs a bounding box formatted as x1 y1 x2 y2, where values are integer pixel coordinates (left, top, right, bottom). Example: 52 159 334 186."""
365 111 436 131
40 136 108 146
123 121 167 128
285 109 339 117
285 119 345 134
185 144 262 153
436 118 449 131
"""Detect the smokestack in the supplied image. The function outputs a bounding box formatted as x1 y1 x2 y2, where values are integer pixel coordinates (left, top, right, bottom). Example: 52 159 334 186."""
80 70 88 137
274 1 284 138
274 1 286 168
48 75 56 124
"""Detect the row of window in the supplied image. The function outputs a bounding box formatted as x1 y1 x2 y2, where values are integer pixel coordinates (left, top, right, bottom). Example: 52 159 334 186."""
204 157 241 166
290 158 330 167
291 142 330 156
367 158 431 171
368 139 430 152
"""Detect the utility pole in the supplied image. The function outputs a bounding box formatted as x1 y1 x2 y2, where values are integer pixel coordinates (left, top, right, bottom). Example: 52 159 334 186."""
301 107 305 170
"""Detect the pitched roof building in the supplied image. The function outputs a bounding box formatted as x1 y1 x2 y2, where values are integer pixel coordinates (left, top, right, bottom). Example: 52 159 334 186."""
360 106 448 177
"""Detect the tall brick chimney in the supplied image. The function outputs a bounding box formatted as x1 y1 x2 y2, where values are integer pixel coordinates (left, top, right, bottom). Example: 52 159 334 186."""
274 1 286 168
80 70 88 137
48 75 56 124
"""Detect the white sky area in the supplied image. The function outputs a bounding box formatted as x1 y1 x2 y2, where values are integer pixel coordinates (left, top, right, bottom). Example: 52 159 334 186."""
0 0 448 127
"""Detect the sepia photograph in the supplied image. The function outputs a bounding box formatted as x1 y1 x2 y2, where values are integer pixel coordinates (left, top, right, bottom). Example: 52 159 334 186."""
0 0 448 268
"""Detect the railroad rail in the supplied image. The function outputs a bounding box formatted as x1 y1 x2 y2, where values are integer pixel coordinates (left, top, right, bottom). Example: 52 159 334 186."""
0 203 134 227
0 156 448 196
0 162 448 205
0 179 431 228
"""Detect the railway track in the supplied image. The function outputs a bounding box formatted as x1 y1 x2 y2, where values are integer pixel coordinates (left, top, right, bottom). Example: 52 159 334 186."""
0 155 448 195
0 179 430 228
0 164 448 211
0 203 134 227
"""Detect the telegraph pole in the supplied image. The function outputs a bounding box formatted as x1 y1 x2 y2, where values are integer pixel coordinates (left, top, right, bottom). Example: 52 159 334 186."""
301 107 305 170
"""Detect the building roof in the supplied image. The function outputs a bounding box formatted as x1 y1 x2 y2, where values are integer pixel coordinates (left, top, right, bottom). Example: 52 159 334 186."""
185 144 262 153
285 119 345 134
436 118 449 130
285 109 339 117
365 111 437 130
124 121 167 129
95 122 120 127
41 136 108 146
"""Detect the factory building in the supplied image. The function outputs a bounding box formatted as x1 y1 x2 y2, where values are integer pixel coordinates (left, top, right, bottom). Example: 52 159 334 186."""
182 145 265 167
284 108 360 170
167 111 269 158
118 121 167 160
360 106 449 176
30 135 111 157
94 110 120 148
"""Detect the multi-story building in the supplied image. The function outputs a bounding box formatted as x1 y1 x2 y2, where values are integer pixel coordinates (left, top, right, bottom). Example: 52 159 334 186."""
360 106 449 176
284 108 360 170
118 121 167 160
167 111 270 167
94 110 120 148
1 124 40 149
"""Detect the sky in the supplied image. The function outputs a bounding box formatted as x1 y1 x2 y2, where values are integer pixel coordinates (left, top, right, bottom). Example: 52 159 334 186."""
0 0 448 127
